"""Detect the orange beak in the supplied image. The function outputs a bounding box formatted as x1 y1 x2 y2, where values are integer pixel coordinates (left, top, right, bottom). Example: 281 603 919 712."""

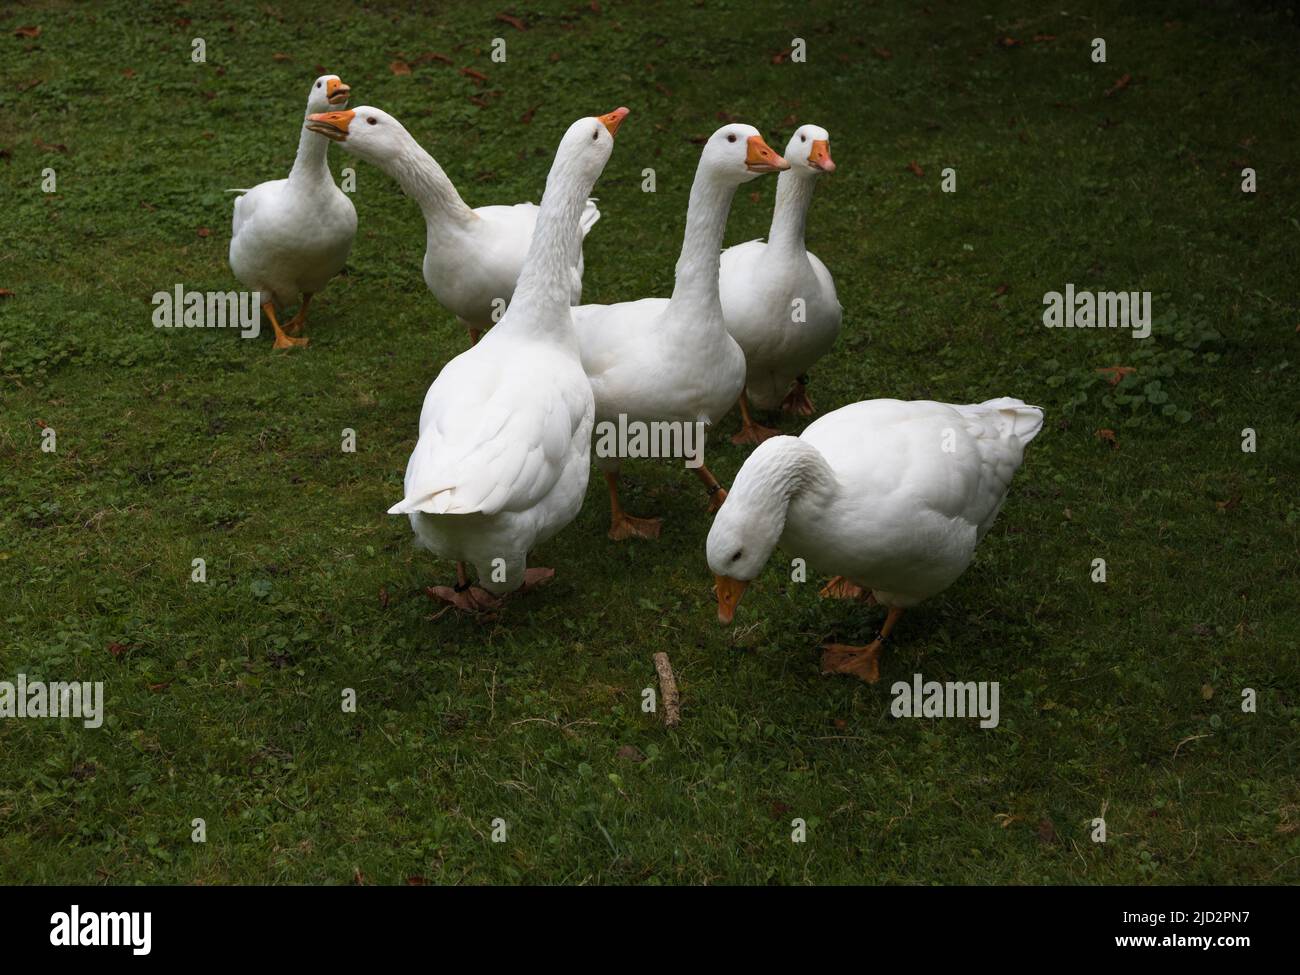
714 575 749 624
745 135 790 173
325 77 351 105
808 139 835 173
305 109 354 141
599 106 630 137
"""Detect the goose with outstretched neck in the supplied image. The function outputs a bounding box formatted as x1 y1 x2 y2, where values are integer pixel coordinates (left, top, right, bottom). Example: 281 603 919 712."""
306 105 601 344
385 108 629 611
720 124 842 443
572 123 789 540
229 74 356 350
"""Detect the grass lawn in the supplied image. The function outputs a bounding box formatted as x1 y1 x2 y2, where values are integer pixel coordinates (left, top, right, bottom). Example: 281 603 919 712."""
1 0 1297 885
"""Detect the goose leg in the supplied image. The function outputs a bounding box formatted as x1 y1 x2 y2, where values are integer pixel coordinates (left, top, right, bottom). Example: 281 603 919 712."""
781 375 815 416
605 471 662 540
821 606 904 684
693 464 728 512
819 576 875 602
426 562 502 613
264 302 308 350
730 389 780 445
284 293 314 336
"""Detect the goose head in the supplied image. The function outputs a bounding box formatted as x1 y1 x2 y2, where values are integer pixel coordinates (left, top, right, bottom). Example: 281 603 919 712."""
548 106 629 183
305 106 410 161
305 74 351 114
706 439 799 623
700 123 789 184
785 124 835 174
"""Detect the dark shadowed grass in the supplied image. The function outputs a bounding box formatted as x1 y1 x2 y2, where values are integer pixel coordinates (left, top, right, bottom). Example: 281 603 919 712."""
0 0 1297 884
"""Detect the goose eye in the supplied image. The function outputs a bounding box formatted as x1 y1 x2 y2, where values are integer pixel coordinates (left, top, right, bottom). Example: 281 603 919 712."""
316 82 322 88
592 129 599 141
726 134 737 143
800 134 807 142
367 117 377 125
730 550 743 562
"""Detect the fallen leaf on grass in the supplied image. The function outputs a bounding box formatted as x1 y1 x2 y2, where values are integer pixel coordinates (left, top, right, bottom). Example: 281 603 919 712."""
519 105 538 124
107 642 130 658
496 13 527 30
413 51 454 65
616 745 645 762
906 160 924 177
460 67 488 83
1032 33 1056 42
272 52 291 62
997 36 1022 48
196 227 211 238
32 137 66 153
17 79 43 93
14 25 41 38
1104 73 1132 97
389 59 411 75
1037 818 1057 844
874 47 893 59
378 587 389 609
771 47 793 64
147 681 171 693
1095 428 1118 447
994 283 1010 297
1095 365 1135 386
405 875 427 885
1201 683 1214 701
1215 496 1240 512
0 289 14 298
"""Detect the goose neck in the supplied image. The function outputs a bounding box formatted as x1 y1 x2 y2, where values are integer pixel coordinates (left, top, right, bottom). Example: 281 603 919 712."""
669 171 739 311
388 137 477 228
288 119 331 188
765 169 817 256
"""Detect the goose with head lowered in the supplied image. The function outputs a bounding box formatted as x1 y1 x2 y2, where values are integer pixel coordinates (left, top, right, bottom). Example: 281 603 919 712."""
708 397 1044 683
573 123 789 540
386 108 629 611
229 74 357 350
306 106 601 344
720 124 842 444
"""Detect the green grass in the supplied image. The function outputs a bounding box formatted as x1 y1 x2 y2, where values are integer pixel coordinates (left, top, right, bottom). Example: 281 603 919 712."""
1 0 1297 884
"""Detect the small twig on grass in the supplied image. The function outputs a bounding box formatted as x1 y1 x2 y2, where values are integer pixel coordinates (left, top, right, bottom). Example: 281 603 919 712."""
652 652 681 728
1172 733 1211 760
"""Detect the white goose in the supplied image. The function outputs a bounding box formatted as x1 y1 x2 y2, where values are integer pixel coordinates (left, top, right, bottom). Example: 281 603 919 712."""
229 74 356 349
385 108 628 610
708 397 1044 683
573 124 789 540
719 124 842 443
306 106 600 344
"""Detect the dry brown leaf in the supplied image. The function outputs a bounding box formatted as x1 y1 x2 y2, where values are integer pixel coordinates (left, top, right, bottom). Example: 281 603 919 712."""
997 36 1022 48
994 283 1010 297
1032 33 1056 42
14 25 41 38
1105 73 1132 97
496 12 527 30
906 160 924 177
32 137 67 153
1201 683 1214 701
196 227 211 238
0 289 14 298
389 59 411 76
461 67 488 83
1095 428 1118 447
1096 365 1136 386
874 47 893 60
520 105 539 124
